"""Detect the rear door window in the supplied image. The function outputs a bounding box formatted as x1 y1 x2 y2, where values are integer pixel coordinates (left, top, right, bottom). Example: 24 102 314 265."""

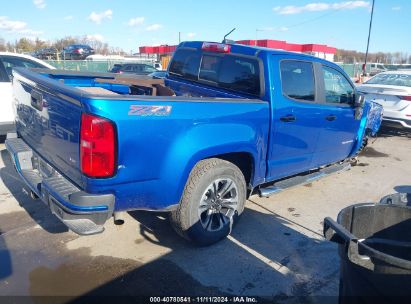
280 60 316 102
132 65 142 72
124 65 133 72
217 56 260 96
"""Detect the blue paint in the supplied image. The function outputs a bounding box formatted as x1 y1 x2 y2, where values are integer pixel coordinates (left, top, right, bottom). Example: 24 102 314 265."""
11 42 383 213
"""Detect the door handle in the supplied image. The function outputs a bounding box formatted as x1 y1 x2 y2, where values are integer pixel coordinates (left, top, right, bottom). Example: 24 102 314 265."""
30 90 43 111
280 115 296 123
325 115 337 121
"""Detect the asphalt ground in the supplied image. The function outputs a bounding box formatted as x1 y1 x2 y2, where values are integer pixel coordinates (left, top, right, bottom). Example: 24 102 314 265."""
0 128 410 303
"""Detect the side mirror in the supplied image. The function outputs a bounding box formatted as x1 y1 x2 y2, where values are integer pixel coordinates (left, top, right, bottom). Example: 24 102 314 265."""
354 94 365 120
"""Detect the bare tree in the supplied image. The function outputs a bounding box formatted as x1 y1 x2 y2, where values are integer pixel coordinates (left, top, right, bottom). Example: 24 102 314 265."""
0 38 6 51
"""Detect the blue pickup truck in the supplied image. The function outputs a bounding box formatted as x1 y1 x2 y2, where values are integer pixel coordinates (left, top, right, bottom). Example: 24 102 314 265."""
6 41 382 245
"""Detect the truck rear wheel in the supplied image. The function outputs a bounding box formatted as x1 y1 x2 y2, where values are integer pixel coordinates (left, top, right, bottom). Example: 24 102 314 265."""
170 158 246 246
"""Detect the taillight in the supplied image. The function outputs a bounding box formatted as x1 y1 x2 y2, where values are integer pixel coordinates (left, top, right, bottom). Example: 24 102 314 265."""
80 113 116 178
398 95 411 101
202 42 231 53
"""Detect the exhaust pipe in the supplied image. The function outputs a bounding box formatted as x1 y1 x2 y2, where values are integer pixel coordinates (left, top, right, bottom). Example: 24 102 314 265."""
113 212 125 226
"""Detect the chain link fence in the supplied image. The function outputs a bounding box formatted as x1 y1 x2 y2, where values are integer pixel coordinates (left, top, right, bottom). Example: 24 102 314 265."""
44 60 410 78
45 60 155 73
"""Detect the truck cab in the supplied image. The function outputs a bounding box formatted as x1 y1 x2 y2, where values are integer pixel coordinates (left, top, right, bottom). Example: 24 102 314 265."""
166 42 367 180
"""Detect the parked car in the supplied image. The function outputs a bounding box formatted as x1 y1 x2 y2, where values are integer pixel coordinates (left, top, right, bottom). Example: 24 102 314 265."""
33 48 58 60
109 63 158 75
358 71 411 129
0 52 54 135
369 63 388 76
149 70 167 79
61 44 95 60
6 41 382 245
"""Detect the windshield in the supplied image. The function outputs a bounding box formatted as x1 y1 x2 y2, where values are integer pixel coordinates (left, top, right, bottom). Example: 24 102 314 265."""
365 73 411 87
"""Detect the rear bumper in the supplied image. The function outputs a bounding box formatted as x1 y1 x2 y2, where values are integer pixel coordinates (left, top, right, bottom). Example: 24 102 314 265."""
5 135 114 235
382 117 411 129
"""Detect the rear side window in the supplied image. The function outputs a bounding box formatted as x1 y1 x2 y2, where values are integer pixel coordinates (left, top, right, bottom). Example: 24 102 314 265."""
170 49 261 96
281 60 315 102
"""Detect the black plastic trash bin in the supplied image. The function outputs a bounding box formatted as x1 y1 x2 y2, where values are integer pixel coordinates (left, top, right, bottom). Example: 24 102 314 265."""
324 202 411 303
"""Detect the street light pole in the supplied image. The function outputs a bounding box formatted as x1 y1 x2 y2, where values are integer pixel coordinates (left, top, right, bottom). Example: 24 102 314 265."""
363 0 376 76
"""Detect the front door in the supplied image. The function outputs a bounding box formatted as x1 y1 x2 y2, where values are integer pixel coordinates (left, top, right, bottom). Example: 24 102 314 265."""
311 64 360 167
267 57 327 181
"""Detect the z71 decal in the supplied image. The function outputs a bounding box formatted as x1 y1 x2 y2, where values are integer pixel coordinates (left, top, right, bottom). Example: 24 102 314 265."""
128 105 172 116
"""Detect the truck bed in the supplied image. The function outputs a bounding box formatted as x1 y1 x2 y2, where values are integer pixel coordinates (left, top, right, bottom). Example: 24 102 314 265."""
12 67 270 212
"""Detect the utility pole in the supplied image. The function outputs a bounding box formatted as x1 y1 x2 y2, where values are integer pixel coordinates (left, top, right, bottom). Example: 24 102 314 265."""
363 0 375 76
179 32 181 44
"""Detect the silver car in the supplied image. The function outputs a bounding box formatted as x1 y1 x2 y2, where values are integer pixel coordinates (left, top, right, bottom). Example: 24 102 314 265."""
358 71 411 129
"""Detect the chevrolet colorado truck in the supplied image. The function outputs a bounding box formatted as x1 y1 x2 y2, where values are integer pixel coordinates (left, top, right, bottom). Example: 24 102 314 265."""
6 41 383 245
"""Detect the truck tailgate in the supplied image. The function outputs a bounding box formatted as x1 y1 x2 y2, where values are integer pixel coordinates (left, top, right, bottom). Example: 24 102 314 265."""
13 68 84 188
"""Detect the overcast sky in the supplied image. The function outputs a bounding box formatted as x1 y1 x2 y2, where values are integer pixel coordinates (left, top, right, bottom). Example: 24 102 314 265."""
0 0 409 53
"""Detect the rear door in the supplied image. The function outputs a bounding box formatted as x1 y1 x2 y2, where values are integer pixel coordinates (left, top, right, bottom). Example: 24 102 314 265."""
310 64 359 167
267 56 326 181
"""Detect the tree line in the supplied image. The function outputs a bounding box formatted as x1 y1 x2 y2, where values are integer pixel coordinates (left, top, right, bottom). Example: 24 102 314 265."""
335 49 411 64
1 36 409 64
0 36 126 55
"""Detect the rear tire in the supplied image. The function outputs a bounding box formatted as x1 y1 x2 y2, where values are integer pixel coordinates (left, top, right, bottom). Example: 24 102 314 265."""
170 158 246 246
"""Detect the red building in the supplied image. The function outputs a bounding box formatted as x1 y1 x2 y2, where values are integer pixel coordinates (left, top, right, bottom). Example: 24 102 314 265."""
139 39 337 62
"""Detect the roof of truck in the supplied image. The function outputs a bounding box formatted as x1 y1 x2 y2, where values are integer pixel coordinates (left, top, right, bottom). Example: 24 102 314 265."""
179 41 338 67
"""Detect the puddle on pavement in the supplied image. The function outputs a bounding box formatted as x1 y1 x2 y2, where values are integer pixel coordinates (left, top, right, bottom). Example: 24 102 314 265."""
361 147 389 158
28 254 224 298
29 255 139 298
